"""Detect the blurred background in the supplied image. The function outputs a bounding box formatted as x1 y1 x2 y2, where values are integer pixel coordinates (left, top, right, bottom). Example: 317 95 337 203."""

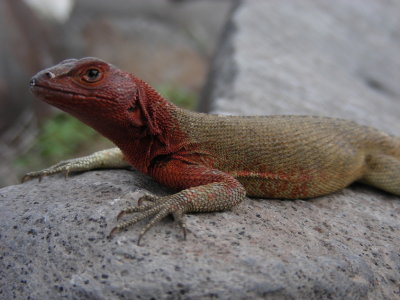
0 0 234 187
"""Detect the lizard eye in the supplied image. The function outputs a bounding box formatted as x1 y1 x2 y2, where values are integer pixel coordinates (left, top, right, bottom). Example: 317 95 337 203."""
82 68 102 83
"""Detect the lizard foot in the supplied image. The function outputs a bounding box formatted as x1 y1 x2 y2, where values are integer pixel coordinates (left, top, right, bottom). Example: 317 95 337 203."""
109 192 189 245
21 159 78 182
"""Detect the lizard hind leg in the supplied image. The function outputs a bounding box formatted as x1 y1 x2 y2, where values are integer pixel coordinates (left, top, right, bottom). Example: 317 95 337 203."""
361 154 400 196
109 180 246 245
109 160 246 245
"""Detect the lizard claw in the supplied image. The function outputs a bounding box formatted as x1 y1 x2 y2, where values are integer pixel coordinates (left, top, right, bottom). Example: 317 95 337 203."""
116 209 128 220
137 192 159 206
64 170 70 179
107 226 120 240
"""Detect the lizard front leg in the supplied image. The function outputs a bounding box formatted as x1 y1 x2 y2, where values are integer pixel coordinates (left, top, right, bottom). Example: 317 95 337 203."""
22 147 130 182
110 160 246 244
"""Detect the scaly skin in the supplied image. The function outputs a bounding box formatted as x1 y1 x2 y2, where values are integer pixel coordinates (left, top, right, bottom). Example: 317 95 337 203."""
24 57 400 244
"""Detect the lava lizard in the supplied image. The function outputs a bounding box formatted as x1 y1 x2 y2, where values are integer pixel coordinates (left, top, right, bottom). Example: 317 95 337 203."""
23 57 400 244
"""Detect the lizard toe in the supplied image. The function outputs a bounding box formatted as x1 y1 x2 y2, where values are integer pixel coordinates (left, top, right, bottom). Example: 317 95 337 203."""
21 171 46 183
137 193 159 206
110 194 192 244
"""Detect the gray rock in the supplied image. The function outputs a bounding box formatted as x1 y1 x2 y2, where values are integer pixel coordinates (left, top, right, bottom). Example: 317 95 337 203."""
2 170 399 299
204 0 400 135
1 1 400 299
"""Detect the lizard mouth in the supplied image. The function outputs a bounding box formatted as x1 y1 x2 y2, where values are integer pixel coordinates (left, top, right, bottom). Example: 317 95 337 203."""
30 81 116 104
30 82 81 97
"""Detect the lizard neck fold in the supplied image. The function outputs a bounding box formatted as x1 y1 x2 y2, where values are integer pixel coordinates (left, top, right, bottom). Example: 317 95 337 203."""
104 77 191 174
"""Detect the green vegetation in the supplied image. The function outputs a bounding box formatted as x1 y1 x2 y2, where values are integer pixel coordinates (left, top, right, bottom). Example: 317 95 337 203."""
158 84 197 110
33 113 97 159
15 113 101 170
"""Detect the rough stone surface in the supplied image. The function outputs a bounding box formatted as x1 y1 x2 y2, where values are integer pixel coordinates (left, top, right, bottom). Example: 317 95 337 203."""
1 1 400 299
204 0 400 135
2 170 399 299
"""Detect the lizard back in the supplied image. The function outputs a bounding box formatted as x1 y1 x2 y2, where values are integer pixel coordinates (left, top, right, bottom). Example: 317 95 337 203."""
175 110 400 198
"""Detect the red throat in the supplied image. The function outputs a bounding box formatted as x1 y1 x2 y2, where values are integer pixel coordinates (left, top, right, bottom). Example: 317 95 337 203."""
107 77 190 174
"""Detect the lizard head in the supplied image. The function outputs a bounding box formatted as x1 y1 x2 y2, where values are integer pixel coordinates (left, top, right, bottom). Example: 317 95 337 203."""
30 57 164 140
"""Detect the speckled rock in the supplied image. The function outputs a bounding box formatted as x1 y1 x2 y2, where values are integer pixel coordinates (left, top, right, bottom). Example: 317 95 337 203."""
1 0 400 299
2 170 399 299
203 1 400 136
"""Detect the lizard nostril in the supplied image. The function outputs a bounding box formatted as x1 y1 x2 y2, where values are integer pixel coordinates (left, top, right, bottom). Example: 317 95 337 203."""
30 78 36 86
45 71 55 79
